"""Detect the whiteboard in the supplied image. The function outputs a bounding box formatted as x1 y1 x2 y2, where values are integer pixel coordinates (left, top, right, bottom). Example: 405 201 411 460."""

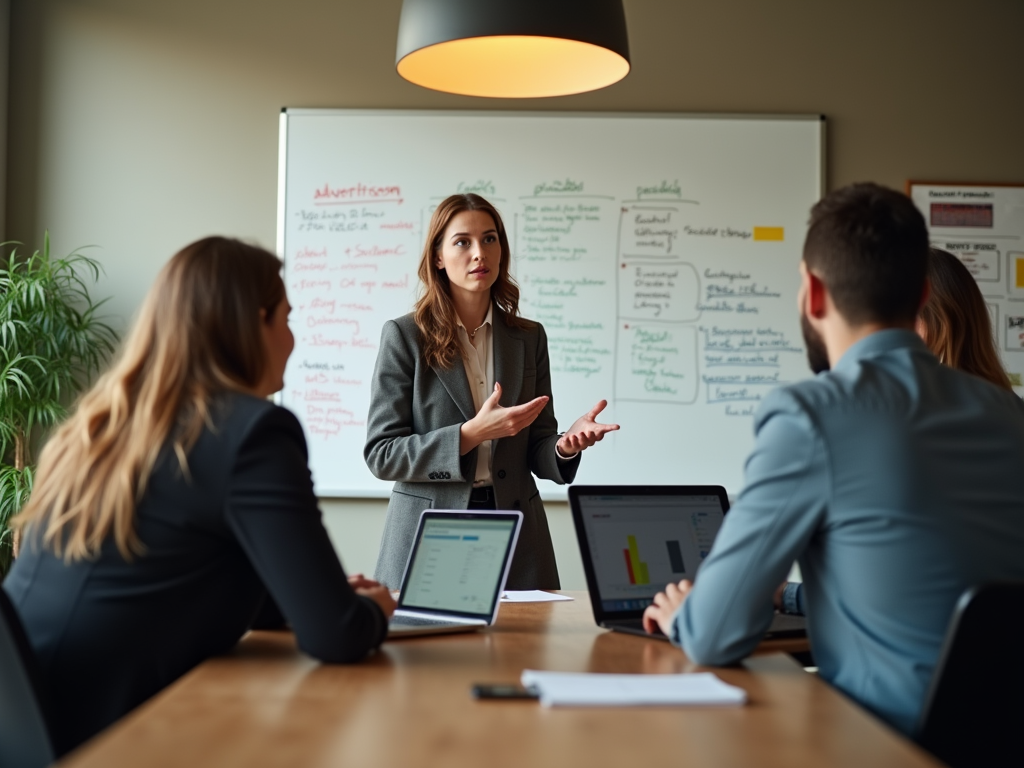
909 182 1024 396
277 109 825 498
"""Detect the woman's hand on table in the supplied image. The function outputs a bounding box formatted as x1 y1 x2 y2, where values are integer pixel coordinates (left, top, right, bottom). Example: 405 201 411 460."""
642 579 692 637
348 573 379 590
349 574 397 619
460 382 549 453
556 400 620 457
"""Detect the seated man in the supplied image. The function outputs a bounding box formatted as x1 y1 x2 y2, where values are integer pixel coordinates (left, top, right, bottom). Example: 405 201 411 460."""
643 182 1024 735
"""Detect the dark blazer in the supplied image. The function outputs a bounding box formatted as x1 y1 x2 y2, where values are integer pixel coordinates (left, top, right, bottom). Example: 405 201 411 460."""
365 309 581 590
2 393 387 757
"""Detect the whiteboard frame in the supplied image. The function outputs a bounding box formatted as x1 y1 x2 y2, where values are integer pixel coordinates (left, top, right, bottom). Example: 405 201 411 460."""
276 109 827 499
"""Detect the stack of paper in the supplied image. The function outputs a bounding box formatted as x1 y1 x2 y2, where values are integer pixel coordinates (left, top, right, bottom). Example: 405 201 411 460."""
501 590 574 603
520 670 747 708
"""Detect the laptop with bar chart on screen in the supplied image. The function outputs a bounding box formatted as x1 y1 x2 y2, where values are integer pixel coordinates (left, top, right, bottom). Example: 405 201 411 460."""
569 485 806 641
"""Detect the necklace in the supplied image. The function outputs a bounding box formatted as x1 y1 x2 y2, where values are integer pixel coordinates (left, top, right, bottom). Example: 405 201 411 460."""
468 323 486 339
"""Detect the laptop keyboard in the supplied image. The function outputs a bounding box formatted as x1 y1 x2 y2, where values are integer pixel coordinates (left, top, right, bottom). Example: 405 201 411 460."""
390 615 461 628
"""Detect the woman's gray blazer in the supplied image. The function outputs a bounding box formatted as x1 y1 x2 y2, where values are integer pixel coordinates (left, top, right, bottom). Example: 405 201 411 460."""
365 309 580 590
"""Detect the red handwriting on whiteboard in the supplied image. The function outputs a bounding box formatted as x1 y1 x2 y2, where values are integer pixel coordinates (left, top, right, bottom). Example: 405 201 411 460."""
333 263 379 272
344 244 406 258
306 316 361 332
309 297 336 314
303 389 341 402
304 404 365 439
307 334 376 350
294 279 331 291
313 183 403 205
293 261 327 272
382 275 410 289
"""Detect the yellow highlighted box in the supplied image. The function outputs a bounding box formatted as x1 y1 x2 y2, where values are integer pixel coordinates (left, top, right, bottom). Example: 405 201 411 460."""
753 227 785 241
1016 256 1024 288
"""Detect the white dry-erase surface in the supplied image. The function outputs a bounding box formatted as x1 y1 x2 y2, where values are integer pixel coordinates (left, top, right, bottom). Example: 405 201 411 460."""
520 669 747 707
909 182 1024 395
278 110 825 497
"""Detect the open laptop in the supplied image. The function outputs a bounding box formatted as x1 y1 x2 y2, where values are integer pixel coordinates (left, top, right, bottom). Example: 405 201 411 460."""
569 485 806 641
387 509 524 639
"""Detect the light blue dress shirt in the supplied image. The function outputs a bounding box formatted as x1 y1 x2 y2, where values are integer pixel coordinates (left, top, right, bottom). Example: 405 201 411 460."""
672 329 1024 735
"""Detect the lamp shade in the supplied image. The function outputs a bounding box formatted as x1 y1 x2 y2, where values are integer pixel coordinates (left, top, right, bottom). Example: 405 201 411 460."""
396 0 630 98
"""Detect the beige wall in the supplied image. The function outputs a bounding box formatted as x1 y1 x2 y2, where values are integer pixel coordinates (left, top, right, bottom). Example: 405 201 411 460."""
6 0 1023 587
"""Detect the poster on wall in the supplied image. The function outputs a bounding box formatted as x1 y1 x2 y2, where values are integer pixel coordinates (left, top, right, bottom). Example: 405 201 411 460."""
908 181 1024 393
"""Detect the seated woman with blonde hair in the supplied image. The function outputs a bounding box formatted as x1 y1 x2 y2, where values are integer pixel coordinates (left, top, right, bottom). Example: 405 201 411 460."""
917 247 1014 391
2 237 395 757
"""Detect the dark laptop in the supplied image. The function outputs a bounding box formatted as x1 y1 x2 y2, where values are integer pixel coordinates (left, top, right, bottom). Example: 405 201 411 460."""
569 485 806 641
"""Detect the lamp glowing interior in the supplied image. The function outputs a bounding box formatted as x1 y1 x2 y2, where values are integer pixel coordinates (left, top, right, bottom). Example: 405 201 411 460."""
397 35 630 98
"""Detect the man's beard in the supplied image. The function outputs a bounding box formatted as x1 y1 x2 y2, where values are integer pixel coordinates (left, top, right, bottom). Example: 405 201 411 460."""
801 313 830 374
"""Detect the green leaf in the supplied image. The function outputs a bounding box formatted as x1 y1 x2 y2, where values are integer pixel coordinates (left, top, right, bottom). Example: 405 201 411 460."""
0 235 119 469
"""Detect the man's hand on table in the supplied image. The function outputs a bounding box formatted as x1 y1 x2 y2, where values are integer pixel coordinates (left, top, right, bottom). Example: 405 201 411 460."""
642 579 693 637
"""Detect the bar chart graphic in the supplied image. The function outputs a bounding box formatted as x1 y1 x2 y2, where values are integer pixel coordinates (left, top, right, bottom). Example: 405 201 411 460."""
579 495 726 601
666 540 686 573
623 535 651 585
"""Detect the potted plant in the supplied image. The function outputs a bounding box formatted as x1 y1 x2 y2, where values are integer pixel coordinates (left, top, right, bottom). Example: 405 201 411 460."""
0 234 117 577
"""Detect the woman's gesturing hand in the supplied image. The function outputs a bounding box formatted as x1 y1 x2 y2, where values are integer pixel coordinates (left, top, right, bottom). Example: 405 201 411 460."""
556 400 620 457
460 382 549 454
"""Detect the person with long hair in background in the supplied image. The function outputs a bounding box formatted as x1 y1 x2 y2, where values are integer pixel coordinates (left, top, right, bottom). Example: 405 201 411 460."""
365 193 619 590
3 237 395 757
917 247 1014 391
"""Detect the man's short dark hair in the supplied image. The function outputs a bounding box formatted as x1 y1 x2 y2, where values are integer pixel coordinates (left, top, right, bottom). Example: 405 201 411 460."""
803 183 929 325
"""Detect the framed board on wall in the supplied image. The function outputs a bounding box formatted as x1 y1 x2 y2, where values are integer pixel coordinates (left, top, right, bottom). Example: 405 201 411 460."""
278 110 825 498
907 181 1024 392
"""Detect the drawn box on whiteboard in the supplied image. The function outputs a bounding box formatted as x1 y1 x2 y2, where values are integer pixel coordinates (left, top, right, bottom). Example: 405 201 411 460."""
1006 316 1024 352
950 248 1000 283
1008 253 1024 298
615 324 698 404
619 203 689 257
618 261 700 323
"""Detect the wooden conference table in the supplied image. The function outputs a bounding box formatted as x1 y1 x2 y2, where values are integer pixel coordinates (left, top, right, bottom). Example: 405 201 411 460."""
59 592 942 768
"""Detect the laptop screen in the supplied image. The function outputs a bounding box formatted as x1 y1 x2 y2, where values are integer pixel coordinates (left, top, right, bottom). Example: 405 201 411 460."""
398 514 519 618
571 488 728 615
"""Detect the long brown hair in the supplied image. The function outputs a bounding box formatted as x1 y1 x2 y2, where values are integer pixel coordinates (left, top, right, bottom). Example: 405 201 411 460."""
14 237 286 561
414 194 531 369
919 247 1013 391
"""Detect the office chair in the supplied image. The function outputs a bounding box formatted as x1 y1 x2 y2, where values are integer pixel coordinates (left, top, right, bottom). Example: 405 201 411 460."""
916 582 1024 768
0 588 55 768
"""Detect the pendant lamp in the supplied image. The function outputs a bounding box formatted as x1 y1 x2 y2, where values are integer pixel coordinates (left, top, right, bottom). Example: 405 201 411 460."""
396 0 631 98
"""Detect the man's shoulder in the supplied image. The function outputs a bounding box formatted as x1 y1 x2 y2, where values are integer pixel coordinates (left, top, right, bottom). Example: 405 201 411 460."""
756 375 842 423
753 364 902 434
758 347 1024 430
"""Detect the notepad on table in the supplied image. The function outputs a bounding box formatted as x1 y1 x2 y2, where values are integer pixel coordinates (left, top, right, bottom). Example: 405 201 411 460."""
520 670 747 708
501 590 574 603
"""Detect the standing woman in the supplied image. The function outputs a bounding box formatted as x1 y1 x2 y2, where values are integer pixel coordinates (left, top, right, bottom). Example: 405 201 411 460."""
4 238 394 757
366 194 618 590
917 247 1014 391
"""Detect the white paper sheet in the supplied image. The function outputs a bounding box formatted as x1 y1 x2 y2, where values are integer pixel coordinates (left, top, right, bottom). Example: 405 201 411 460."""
500 590 574 603
520 670 747 707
